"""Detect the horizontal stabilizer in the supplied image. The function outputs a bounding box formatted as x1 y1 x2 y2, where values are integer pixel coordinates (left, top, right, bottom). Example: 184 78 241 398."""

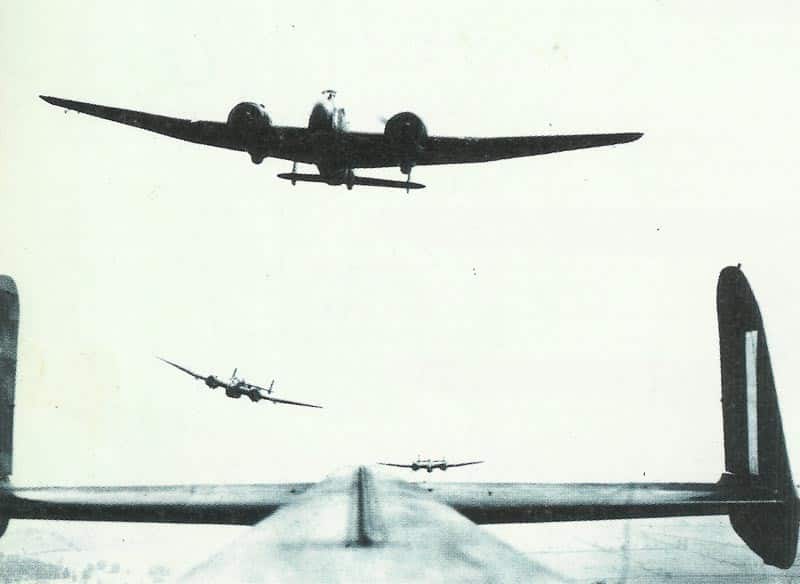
428 480 781 524
351 175 425 190
0 483 312 525
276 172 330 184
277 173 425 190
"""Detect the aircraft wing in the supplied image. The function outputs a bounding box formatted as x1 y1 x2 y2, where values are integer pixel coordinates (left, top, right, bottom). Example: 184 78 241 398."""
40 96 249 152
0 483 312 525
158 357 207 381
343 131 643 169
263 395 323 409
377 462 414 468
418 133 644 165
447 460 484 468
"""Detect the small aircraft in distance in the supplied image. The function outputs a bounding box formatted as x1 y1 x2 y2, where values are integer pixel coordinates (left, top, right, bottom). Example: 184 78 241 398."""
158 357 322 409
40 90 642 192
378 457 484 473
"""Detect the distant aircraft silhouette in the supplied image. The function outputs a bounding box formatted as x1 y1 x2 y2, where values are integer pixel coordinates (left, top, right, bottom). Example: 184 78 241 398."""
379 457 484 472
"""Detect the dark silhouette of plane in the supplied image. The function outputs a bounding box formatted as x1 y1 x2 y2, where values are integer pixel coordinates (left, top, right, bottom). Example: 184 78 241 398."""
158 357 322 409
40 91 642 192
379 457 484 472
0 267 796 581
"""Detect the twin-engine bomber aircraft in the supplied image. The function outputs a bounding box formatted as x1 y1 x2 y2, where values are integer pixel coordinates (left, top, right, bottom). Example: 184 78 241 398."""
158 357 322 409
379 457 484 473
0 267 798 581
40 91 642 192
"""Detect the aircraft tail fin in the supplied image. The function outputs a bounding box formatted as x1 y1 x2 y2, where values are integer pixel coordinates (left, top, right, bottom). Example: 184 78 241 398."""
0 276 18 537
0 276 18 481
717 266 798 568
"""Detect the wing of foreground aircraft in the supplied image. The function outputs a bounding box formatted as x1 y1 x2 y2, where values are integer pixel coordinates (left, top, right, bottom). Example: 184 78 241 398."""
40 95 642 192
0 266 797 581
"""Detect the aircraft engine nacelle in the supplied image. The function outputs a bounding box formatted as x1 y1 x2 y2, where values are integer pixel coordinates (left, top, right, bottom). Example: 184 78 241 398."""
384 112 428 172
227 102 273 164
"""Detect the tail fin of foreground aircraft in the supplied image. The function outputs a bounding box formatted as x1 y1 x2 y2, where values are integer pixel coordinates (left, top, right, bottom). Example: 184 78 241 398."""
717 266 799 568
0 276 18 537
430 266 798 569
0 276 18 482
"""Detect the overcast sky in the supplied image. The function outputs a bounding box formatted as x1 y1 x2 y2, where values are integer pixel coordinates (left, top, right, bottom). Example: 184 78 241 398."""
2 2 799 498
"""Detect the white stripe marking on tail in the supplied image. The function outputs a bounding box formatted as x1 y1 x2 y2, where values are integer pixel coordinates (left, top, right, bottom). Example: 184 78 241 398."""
745 329 759 475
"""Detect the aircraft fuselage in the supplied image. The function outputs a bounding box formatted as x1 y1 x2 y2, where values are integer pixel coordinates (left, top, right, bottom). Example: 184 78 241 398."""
413 459 447 472
306 96 354 185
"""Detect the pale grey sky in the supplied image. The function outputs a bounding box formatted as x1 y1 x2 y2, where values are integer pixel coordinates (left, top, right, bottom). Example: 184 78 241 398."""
1 0 799 498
